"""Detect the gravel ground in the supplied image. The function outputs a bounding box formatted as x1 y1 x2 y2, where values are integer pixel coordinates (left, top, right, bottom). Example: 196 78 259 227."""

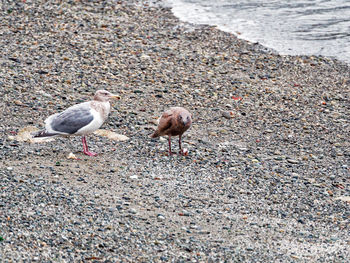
0 0 349 262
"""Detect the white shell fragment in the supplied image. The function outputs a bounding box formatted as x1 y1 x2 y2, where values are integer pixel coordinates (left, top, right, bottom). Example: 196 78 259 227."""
183 148 189 156
67 152 79 160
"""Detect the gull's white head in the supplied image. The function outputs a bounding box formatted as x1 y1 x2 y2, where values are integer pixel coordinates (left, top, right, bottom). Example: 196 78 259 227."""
94 90 120 102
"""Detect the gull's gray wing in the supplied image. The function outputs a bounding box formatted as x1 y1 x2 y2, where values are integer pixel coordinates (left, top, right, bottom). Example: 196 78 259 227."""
49 103 94 134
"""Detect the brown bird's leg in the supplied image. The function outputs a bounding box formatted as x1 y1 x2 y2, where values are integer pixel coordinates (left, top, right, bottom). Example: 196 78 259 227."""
168 136 172 156
82 136 97 156
178 135 183 155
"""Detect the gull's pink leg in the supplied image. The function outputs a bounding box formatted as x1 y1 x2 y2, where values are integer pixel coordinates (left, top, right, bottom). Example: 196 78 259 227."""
82 136 88 153
82 136 97 156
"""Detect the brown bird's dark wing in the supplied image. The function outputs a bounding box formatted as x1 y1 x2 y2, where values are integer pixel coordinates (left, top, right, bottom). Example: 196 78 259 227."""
151 110 173 138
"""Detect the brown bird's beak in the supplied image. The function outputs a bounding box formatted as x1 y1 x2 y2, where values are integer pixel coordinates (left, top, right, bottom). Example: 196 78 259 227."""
110 94 121 100
182 117 191 125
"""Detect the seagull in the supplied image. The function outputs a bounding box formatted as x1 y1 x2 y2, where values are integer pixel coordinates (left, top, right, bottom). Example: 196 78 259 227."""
33 90 120 156
151 107 192 155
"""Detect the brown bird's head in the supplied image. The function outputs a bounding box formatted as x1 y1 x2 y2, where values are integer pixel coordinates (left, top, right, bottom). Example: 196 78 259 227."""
178 111 192 127
94 90 120 102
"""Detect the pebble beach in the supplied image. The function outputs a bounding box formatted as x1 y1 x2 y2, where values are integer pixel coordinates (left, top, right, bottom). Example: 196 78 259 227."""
0 0 349 262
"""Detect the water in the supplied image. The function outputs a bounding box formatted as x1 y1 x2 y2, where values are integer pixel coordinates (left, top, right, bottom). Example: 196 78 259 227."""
163 0 350 63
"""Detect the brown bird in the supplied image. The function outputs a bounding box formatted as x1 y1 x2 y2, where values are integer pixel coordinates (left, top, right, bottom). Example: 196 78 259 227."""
151 107 192 155
33 90 120 156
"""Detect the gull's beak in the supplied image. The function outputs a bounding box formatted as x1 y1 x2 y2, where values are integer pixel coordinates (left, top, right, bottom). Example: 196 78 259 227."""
110 94 121 100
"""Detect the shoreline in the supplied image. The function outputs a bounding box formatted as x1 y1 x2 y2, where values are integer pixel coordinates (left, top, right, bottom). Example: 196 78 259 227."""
160 0 350 65
1 0 349 261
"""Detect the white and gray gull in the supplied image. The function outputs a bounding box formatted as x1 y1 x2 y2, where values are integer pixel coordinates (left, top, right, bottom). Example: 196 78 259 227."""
33 90 120 156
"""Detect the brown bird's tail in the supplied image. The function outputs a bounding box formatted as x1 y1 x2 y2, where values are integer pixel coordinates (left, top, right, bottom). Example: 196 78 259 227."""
32 129 58 138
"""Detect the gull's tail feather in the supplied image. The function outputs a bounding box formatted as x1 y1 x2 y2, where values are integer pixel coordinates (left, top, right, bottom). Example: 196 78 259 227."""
32 129 58 138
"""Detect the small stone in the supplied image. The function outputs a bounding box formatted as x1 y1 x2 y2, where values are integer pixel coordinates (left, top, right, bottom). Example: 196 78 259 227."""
238 147 248 151
220 129 228 134
222 111 234 119
129 208 137 214
291 173 299 178
157 214 165 220
287 158 299 164
140 54 150 60
159 137 167 142
14 100 23 105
